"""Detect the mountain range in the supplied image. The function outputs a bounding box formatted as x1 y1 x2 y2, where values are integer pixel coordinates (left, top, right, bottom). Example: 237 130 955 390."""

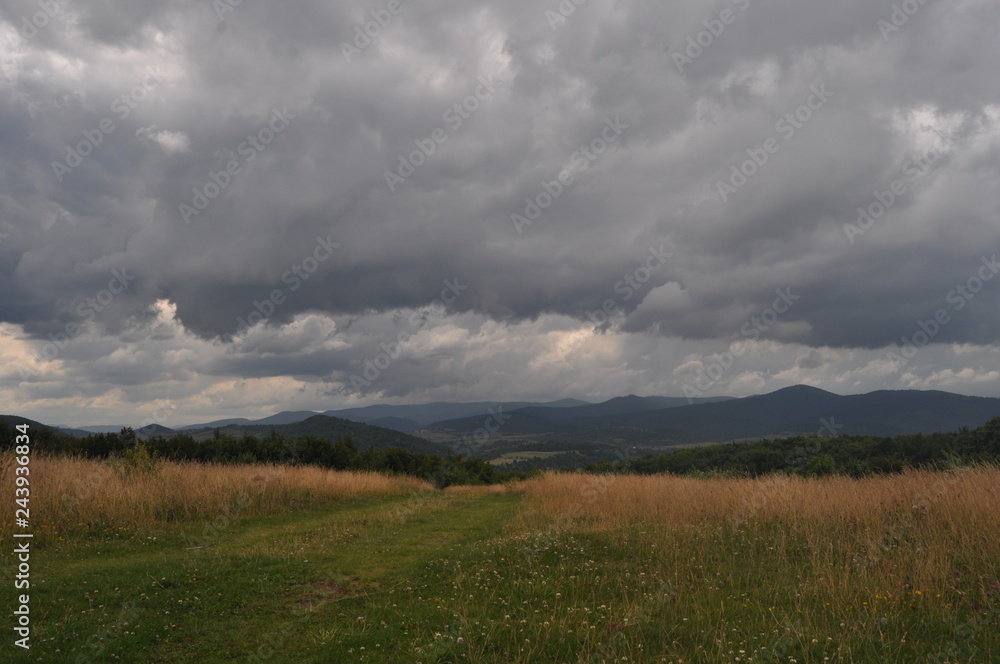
154 399 591 433
428 385 1000 445
7 386 1000 465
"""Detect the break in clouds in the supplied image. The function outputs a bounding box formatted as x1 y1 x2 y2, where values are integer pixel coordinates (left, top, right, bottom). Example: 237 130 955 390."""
1 0 1000 423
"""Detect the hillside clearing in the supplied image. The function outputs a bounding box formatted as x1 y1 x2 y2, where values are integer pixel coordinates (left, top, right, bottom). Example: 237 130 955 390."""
2 457 997 662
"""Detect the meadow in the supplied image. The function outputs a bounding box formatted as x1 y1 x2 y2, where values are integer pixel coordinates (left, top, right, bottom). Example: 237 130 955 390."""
2 454 997 662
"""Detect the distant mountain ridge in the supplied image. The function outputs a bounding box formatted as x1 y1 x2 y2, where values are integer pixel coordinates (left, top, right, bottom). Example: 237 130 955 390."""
501 395 733 425
137 423 176 438
12 386 1000 460
588 386 1000 440
2 413 446 456
168 399 591 432
181 415 449 455
425 386 1000 446
74 425 134 434
322 399 590 430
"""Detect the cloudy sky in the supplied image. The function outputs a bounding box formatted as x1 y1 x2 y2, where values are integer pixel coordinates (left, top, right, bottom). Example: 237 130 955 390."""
2 0 999 426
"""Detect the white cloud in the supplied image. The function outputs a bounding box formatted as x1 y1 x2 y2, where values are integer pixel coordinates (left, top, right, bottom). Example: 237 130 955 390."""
137 125 190 153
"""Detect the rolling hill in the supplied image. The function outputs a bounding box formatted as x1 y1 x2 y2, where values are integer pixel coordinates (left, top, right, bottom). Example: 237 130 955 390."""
425 386 1000 450
324 399 590 430
498 394 734 425
582 386 1000 440
173 400 591 433
2 412 448 457
136 423 177 439
182 414 449 455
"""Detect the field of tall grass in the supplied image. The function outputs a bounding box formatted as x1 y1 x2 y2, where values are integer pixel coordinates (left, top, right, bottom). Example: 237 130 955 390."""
475 467 1000 662
2 453 997 662
519 465 1000 533
0 452 434 542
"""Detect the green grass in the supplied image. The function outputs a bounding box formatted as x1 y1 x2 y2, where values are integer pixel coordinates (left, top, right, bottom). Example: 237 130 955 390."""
7 488 998 663
10 492 521 663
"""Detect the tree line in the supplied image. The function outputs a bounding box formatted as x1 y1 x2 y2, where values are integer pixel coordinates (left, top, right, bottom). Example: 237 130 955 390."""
584 417 1000 477
0 421 529 488
4 415 1000 482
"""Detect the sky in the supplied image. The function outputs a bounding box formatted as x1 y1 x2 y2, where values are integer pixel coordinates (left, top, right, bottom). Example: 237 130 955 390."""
1 0 999 426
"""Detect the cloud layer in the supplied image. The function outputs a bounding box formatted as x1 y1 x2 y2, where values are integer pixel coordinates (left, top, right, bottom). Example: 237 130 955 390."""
2 0 999 423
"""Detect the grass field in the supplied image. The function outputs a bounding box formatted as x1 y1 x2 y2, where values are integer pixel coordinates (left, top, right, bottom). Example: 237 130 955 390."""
490 451 565 465
2 455 998 662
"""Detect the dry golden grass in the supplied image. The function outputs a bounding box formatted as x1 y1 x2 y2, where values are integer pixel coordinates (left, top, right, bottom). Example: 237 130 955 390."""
516 466 1000 605
518 465 1000 531
0 453 434 539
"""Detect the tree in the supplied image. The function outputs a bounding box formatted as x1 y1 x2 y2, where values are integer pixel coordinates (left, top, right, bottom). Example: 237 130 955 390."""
804 454 836 477
120 426 137 446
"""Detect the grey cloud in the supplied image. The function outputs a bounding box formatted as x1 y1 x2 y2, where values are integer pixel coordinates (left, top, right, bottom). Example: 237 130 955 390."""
2 0 1000 417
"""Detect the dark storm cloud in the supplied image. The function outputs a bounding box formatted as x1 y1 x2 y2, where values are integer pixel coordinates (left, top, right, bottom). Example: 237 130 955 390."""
2 0 1000 400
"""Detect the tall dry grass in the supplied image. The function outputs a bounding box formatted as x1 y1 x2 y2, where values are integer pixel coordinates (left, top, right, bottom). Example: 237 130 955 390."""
518 466 1000 530
0 453 435 539
516 466 1000 603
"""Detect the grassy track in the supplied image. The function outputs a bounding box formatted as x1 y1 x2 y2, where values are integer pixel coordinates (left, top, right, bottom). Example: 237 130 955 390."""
10 491 522 663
